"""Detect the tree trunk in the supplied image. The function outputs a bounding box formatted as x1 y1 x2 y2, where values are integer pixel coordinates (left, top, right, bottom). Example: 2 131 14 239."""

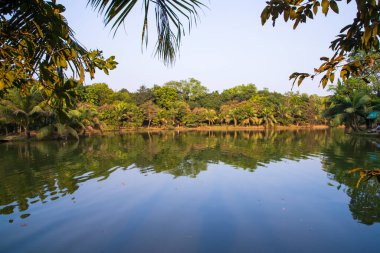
350 119 356 132
354 116 361 131
24 124 31 138
365 119 371 130
344 124 350 134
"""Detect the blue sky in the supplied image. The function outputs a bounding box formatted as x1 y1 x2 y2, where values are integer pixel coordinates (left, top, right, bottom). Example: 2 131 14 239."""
60 0 356 95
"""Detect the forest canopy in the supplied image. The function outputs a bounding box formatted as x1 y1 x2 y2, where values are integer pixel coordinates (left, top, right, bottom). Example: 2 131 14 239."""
0 79 331 139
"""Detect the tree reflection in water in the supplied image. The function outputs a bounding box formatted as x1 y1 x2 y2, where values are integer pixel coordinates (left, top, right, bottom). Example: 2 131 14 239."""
0 129 379 224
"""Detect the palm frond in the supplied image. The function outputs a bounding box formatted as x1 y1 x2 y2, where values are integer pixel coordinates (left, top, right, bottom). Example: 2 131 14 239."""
37 125 55 139
356 94 371 108
345 108 356 115
65 125 79 140
87 0 205 65
29 105 45 116
55 123 66 137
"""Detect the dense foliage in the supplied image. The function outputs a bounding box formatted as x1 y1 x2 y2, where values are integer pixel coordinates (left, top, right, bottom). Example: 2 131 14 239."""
0 78 331 139
323 51 380 131
0 0 117 95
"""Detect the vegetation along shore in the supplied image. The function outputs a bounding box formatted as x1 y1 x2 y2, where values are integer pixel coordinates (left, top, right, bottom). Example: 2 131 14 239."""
1 73 379 141
0 80 331 141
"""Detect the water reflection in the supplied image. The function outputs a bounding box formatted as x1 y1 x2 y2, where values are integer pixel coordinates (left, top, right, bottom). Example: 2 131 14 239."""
0 129 380 225
320 136 380 225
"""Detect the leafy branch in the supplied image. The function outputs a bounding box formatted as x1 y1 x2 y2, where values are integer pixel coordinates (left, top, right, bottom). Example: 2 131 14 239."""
0 0 118 95
261 0 380 87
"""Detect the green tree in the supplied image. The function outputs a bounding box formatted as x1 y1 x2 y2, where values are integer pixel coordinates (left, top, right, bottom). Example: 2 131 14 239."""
184 107 210 127
306 95 325 125
141 100 160 128
113 102 143 129
98 103 119 128
133 85 154 105
0 0 117 95
198 91 222 110
165 78 208 105
348 51 380 97
221 84 257 102
68 103 104 135
111 89 131 103
276 104 292 126
153 85 180 109
205 109 218 126
0 87 45 137
85 83 114 106
219 102 247 126
286 92 309 125
326 80 372 131
174 101 191 126
260 107 277 128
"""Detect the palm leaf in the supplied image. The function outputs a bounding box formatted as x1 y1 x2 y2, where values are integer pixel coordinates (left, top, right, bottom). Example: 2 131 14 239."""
65 125 79 140
87 0 205 65
29 105 45 116
55 123 66 138
356 94 371 108
345 107 355 114
37 125 55 140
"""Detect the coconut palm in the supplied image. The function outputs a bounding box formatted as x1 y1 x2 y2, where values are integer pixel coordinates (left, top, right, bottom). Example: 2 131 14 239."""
248 114 262 126
37 122 79 140
241 111 260 126
276 106 292 126
0 87 46 138
68 105 104 136
205 109 217 126
260 108 277 128
221 114 233 126
326 91 371 132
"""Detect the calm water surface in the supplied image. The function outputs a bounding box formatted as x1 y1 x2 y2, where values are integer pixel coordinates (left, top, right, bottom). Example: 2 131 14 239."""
1 129 380 253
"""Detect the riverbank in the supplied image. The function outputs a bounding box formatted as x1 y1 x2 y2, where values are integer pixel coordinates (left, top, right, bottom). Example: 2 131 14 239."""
120 124 331 133
349 131 380 138
0 124 332 142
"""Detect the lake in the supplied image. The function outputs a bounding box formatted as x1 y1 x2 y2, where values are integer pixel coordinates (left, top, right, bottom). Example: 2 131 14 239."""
1 129 380 253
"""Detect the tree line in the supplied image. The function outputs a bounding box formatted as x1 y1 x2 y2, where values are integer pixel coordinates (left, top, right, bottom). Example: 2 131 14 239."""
0 78 331 139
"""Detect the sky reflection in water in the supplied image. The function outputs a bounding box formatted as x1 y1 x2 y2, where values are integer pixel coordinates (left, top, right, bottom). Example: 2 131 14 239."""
0 129 380 253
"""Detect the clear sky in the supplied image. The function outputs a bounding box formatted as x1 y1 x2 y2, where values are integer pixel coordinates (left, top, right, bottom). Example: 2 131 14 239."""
60 0 357 95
